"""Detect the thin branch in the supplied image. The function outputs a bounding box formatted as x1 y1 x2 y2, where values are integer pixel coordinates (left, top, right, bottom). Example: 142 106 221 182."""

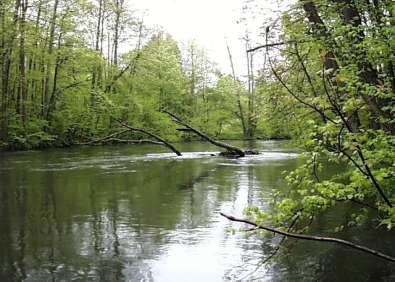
78 129 130 145
322 67 392 207
265 32 335 124
105 52 141 93
294 43 319 98
335 125 369 177
240 214 300 280
247 40 307 53
93 138 164 145
312 153 320 182
220 213 395 262
113 118 182 156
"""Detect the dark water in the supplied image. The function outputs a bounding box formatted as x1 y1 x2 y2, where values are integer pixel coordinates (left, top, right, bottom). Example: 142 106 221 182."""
0 141 394 281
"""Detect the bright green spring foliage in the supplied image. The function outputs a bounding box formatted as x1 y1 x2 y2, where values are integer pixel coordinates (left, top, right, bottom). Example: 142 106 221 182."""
247 0 395 231
0 1 247 150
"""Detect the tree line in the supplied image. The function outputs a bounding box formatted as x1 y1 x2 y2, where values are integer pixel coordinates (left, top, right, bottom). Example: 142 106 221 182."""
0 0 269 150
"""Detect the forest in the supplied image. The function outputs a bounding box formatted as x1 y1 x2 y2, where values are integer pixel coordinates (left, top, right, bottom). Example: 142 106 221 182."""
0 0 273 151
0 0 394 280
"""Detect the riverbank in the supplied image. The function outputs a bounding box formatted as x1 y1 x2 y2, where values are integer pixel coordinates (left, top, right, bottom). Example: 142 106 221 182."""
0 136 292 152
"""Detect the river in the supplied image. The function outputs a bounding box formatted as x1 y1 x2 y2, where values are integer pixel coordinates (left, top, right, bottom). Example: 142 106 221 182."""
0 141 394 281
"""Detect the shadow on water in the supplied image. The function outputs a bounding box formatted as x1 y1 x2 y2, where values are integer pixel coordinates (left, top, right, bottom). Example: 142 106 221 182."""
0 141 394 281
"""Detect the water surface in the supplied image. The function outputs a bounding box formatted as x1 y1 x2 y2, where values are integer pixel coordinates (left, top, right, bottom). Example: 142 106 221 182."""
0 141 394 281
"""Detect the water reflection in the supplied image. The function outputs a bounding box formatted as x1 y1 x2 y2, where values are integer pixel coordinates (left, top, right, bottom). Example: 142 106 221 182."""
0 141 394 281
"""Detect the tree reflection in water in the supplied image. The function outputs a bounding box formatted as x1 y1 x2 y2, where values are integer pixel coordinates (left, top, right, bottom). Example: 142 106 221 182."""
0 141 394 281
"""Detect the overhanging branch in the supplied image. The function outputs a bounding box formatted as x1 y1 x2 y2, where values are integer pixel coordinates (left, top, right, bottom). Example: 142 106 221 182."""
220 213 395 262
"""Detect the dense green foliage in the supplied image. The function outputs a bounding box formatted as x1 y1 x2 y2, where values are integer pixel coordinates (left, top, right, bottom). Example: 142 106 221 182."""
247 0 395 234
0 0 259 151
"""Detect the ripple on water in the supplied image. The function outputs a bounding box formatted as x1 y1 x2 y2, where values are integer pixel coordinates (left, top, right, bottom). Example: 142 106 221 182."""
29 151 298 172
217 151 298 167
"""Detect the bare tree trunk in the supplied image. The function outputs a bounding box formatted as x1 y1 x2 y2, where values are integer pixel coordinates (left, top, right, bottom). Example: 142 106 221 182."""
107 32 111 68
47 7 72 121
247 51 256 138
1 0 21 142
100 6 105 56
226 42 247 137
78 129 165 145
43 0 59 117
17 0 28 125
91 0 103 100
114 117 182 156
245 37 256 139
113 0 124 66
0 0 4 142
27 0 43 112
46 55 61 120
189 44 196 114
164 110 246 157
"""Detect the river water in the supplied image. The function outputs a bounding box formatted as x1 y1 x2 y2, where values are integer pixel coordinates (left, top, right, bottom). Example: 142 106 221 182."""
0 141 394 281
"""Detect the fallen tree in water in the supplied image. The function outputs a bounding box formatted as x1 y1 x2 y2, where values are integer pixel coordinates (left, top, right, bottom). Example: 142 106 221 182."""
163 110 257 157
78 128 165 146
78 111 257 158
112 118 182 156
81 137 164 146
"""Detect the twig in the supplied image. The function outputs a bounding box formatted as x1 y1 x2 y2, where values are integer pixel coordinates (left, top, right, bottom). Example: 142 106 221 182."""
239 215 300 280
78 129 130 145
98 138 164 145
264 33 335 124
247 40 308 53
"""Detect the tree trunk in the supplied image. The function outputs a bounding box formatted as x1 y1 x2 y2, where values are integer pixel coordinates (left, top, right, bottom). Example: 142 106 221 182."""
0 0 4 142
245 37 256 139
226 42 247 137
27 0 43 111
113 0 124 66
43 0 59 117
46 56 61 120
91 0 103 100
334 0 391 132
301 0 394 133
1 0 21 142
164 110 246 157
114 118 182 156
17 0 28 125
300 0 361 131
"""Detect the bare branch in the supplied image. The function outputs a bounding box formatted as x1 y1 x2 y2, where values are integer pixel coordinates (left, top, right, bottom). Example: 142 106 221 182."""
113 118 182 156
247 40 307 53
78 129 131 145
163 110 246 157
220 213 395 262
